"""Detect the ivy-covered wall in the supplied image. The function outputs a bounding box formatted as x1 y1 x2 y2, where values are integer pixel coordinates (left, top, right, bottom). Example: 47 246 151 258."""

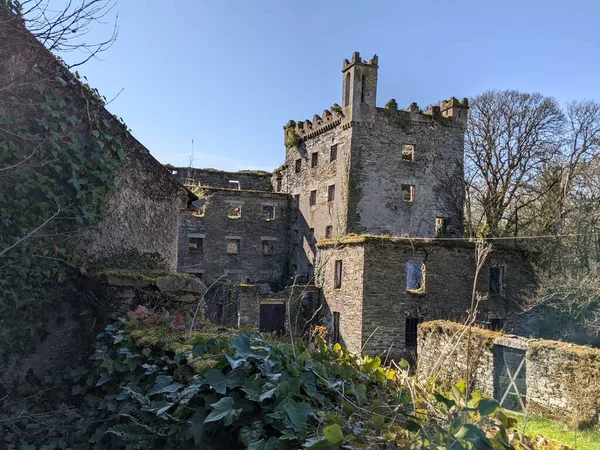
0 9 190 380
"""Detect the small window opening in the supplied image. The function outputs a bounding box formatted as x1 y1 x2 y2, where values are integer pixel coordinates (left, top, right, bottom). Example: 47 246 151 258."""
360 74 366 103
188 237 203 253
325 225 333 239
327 184 335 202
334 259 343 289
295 159 302 173
344 72 351 107
229 180 240 190
489 267 504 294
192 204 205 218
293 194 300 206
311 152 318 168
332 312 340 343
402 144 415 162
402 184 415 202
405 317 423 347
435 217 449 237
309 189 317 206
263 205 275 220
227 239 240 254
330 144 338 162
309 228 314 238
228 204 242 219
276 177 282 192
406 260 425 293
262 240 274 255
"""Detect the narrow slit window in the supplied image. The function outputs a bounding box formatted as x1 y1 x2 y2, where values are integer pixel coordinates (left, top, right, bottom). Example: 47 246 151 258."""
332 312 340 343
489 267 504 294
276 177 282 192
229 180 240 190
344 72 351 107
406 260 425 293
295 159 302 173
311 152 318 168
325 225 333 239
405 317 422 347
309 190 317 206
227 239 240 254
294 194 300 206
360 74 366 103
401 184 415 202
402 144 415 162
327 184 335 202
228 204 242 219
330 144 338 162
334 259 343 289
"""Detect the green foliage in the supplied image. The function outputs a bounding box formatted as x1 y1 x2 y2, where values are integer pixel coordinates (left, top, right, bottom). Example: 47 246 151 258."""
384 98 399 111
0 60 126 363
0 318 564 449
285 128 300 149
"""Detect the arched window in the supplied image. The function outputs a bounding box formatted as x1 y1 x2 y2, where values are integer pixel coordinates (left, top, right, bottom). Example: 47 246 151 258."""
344 72 351 107
361 74 366 103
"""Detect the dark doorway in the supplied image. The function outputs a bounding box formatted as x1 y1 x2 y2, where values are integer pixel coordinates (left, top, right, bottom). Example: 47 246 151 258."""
259 303 285 333
494 345 526 411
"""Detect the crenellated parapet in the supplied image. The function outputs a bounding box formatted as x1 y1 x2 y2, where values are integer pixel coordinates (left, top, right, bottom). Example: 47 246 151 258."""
343 51 379 70
284 104 345 146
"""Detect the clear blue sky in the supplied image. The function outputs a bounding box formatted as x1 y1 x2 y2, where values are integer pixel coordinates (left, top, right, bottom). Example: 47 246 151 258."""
59 0 600 172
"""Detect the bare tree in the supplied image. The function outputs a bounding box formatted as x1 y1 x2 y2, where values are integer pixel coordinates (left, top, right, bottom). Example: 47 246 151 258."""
1 0 118 69
465 90 564 236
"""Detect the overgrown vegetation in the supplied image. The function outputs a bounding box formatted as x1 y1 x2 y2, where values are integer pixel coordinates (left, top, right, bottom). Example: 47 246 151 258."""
0 315 571 449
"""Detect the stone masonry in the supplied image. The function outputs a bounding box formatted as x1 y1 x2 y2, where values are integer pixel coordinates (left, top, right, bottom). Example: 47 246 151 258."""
174 51 534 352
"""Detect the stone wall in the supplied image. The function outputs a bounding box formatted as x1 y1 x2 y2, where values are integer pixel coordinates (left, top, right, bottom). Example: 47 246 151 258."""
171 167 273 191
317 236 535 360
418 320 600 427
283 124 353 279
178 188 290 284
317 245 365 355
348 108 465 237
84 143 190 270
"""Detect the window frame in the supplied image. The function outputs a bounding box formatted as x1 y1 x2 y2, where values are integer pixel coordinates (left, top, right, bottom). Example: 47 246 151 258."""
309 189 317 206
330 144 338 162
489 266 505 295
188 237 203 254
262 239 274 255
325 225 333 239
401 184 415 202
406 259 425 294
295 159 302 173
226 239 241 255
402 144 415 162
435 217 449 237
263 205 276 221
405 317 423 347
311 152 319 168
334 259 343 289
327 184 335 202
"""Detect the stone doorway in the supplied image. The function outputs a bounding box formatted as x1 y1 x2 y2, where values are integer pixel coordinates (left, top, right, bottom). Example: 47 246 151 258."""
259 301 285 333
494 345 527 411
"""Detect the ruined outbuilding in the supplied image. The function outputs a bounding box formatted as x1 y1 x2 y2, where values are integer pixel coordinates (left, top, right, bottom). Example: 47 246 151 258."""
176 52 535 357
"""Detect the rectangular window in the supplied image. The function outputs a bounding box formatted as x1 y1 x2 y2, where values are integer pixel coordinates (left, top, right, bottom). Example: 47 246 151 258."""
228 204 242 218
276 177 282 192
334 259 343 289
227 239 240 254
435 217 449 237
295 159 302 173
188 237 203 253
262 240 274 255
309 228 314 238
263 205 275 220
489 267 504 294
229 180 240 190
332 312 340 343
325 225 333 239
406 260 425 293
402 144 415 162
330 144 338 162
405 317 422 347
311 152 318 168
309 189 317 206
401 184 415 202
327 184 335 202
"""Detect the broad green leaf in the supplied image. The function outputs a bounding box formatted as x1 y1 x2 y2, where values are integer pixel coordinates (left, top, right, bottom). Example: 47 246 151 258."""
477 398 500 416
187 410 206 445
204 397 242 426
282 398 313 433
454 424 494 450
203 368 227 394
434 392 456 409
230 334 251 357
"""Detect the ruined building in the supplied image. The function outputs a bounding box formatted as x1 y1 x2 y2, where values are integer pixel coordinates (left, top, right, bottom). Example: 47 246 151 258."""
176 52 535 359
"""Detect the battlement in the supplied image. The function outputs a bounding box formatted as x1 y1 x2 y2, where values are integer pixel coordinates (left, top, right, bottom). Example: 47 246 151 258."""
376 98 469 126
284 104 345 143
441 97 469 111
342 51 379 71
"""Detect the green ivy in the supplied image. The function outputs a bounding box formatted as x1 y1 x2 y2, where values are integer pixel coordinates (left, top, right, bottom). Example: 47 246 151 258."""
0 60 126 364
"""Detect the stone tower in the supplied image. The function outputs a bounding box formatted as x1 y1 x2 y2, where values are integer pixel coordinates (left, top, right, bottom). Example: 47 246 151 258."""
280 52 468 280
341 52 379 122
